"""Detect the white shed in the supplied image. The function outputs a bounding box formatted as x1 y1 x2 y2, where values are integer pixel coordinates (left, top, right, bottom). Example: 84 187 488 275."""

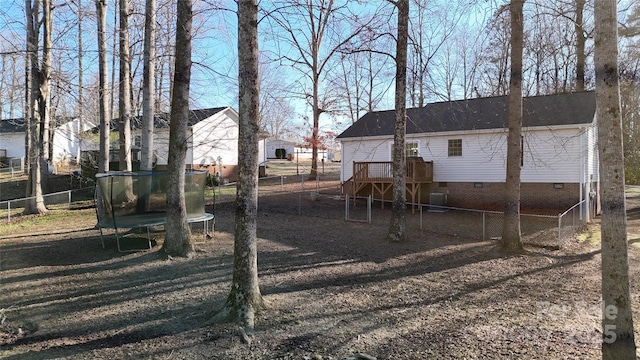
266 139 296 159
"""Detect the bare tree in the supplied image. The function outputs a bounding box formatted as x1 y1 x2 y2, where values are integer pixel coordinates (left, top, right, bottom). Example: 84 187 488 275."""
213 0 264 330
575 0 586 91
501 0 524 252
475 8 511 96
118 0 132 172
335 35 391 124
267 0 373 179
386 0 409 243
141 0 155 172
23 0 49 215
76 0 84 162
258 55 295 137
595 0 637 357
96 0 110 173
162 0 193 257
407 0 465 107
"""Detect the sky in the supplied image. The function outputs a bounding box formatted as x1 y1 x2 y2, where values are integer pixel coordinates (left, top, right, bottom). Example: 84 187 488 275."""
1 0 637 137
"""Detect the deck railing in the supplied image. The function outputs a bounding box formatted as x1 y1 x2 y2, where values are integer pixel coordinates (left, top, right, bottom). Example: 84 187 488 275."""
353 160 433 183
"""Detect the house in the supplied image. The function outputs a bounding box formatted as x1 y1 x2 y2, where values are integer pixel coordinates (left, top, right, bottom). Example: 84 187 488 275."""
337 91 599 218
82 107 267 182
52 117 96 163
293 146 328 161
0 116 93 169
0 118 25 161
265 139 296 159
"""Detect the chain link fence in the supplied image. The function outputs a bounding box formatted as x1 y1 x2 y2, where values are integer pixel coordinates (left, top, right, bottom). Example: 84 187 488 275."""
1 164 590 249
414 201 588 248
0 187 95 222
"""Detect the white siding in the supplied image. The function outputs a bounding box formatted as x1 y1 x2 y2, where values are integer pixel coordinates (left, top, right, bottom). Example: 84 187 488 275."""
423 133 508 182
52 118 94 162
340 137 392 181
153 130 171 165
0 133 25 158
266 139 295 158
521 127 583 182
584 123 599 182
191 109 238 166
341 125 589 184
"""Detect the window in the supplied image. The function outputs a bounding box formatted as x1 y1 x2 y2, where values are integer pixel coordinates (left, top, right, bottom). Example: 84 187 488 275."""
448 139 462 157
390 141 420 159
405 142 419 157
134 135 142 148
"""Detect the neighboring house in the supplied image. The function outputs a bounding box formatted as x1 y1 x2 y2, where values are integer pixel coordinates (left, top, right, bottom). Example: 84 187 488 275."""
52 117 96 163
294 146 328 160
337 91 599 218
0 118 25 160
82 107 267 182
266 139 296 159
0 117 93 168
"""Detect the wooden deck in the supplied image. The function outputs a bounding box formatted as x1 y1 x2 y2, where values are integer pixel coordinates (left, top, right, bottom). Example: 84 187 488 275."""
345 160 433 210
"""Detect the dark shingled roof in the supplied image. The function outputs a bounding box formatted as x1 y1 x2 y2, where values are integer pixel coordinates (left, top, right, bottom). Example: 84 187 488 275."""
0 116 77 133
0 118 26 133
91 107 230 133
337 91 596 139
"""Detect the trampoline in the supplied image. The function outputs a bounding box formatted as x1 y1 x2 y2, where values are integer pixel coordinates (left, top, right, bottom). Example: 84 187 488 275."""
95 170 214 252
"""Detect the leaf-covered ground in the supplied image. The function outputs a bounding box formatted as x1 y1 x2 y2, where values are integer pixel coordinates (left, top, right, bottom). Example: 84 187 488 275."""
2 179 640 359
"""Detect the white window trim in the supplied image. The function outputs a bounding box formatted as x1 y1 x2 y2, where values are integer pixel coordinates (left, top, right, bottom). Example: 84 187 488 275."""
389 140 420 160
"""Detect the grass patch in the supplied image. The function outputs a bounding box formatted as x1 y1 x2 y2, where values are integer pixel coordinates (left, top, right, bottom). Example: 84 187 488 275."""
577 224 601 246
0 208 95 236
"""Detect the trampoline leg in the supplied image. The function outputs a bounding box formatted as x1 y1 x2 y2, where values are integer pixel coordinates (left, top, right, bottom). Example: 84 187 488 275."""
115 228 123 252
99 228 106 250
146 227 152 250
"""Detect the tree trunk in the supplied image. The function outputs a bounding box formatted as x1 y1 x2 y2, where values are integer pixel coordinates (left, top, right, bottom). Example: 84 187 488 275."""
137 0 156 213
24 0 47 215
214 0 264 329
76 0 84 162
387 0 409 243
575 0 586 92
595 1 637 358
501 0 524 253
161 0 193 258
24 0 34 177
96 0 110 173
141 0 155 172
118 0 132 173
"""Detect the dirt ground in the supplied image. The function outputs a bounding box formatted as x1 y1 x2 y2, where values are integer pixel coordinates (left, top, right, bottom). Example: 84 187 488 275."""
2 174 640 359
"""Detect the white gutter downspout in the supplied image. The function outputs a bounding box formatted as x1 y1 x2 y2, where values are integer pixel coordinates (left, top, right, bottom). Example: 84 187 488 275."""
579 127 584 221
339 140 344 184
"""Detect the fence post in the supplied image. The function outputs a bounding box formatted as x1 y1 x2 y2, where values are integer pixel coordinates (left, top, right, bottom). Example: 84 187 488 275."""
8 201 11 222
557 214 562 248
482 211 486 240
280 175 284 191
345 194 349 221
367 195 372 223
68 190 72 209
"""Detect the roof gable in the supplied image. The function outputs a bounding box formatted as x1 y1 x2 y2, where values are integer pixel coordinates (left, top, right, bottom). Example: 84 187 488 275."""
0 119 26 133
337 91 596 139
0 116 82 134
131 107 230 130
90 107 234 133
